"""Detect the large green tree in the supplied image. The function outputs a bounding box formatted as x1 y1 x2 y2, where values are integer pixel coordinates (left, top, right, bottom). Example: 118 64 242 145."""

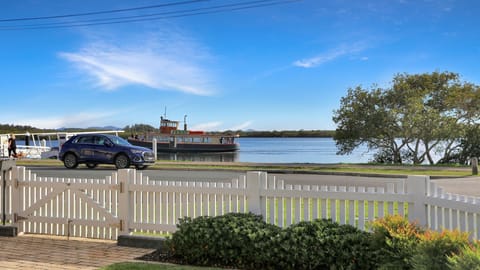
333 71 480 164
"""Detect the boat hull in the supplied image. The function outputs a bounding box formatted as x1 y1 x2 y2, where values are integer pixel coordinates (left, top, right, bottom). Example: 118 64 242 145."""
128 139 239 153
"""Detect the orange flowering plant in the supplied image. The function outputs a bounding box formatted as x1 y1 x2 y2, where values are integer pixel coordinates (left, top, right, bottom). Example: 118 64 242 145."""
369 215 425 269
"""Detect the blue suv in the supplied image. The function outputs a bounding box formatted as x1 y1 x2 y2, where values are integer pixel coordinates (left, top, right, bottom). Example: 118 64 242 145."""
59 134 155 169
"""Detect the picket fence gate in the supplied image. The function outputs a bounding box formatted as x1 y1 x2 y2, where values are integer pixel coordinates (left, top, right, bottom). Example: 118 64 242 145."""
1 166 479 240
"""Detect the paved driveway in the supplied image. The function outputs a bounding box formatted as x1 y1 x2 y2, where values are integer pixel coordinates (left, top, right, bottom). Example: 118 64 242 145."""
0 234 155 270
432 177 480 197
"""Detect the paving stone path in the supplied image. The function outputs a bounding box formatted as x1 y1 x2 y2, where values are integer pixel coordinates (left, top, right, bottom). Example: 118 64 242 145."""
0 234 155 270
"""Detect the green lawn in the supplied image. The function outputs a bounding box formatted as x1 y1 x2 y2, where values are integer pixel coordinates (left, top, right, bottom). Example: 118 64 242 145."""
16 159 474 177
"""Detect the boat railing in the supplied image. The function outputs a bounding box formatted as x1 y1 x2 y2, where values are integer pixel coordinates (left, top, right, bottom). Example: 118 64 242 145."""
16 145 52 159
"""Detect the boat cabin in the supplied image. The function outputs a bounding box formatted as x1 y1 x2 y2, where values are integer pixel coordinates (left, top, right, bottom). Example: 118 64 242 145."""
160 117 180 134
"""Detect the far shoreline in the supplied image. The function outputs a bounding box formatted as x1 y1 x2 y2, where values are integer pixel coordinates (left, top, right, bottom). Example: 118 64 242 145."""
209 130 336 138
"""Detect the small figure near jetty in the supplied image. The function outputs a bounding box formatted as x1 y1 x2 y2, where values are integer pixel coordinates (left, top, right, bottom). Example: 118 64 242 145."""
8 134 17 158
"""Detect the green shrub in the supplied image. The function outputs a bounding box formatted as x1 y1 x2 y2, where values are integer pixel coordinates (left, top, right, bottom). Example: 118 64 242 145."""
369 215 424 269
272 219 379 270
411 229 470 270
163 213 476 270
447 241 480 270
166 215 378 270
165 212 280 269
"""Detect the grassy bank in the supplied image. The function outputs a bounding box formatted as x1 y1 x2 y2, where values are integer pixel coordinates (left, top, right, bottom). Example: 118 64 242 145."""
15 159 473 177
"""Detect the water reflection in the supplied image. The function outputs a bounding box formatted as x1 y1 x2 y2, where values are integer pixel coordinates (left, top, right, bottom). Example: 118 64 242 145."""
157 152 239 162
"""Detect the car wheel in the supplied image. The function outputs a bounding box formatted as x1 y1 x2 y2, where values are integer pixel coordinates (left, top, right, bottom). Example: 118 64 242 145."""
114 154 130 169
135 165 147 170
63 153 78 169
86 163 97 169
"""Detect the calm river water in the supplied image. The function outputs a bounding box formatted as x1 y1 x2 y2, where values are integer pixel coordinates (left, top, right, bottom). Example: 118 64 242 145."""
20 136 373 164
158 137 374 164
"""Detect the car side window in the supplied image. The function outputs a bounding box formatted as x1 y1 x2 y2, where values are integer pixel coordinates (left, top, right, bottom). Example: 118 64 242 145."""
76 135 94 144
94 136 105 145
104 138 114 147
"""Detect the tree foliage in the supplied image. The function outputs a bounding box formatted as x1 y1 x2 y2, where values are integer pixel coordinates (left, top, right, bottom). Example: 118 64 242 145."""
123 124 157 137
0 124 54 134
333 71 480 164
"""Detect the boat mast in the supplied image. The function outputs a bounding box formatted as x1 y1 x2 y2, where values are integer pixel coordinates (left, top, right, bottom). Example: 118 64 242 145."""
184 115 187 131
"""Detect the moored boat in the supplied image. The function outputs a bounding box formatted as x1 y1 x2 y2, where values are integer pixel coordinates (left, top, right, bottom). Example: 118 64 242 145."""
1 130 123 159
128 116 239 153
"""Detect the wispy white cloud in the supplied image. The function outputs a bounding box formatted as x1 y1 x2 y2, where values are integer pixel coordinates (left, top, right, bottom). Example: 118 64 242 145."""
228 121 252 131
59 32 215 95
190 121 223 131
293 42 368 68
189 120 252 131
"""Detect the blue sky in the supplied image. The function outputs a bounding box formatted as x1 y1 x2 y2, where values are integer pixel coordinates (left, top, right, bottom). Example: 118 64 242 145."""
1 0 479 131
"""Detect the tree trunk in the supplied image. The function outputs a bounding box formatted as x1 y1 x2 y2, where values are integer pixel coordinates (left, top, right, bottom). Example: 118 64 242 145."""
425 142 435 165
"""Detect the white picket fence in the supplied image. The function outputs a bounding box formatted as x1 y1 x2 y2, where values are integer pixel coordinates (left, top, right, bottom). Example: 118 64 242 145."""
1 166 479 240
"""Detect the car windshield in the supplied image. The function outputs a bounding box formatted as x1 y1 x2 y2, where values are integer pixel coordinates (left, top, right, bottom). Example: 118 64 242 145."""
105 135 131 146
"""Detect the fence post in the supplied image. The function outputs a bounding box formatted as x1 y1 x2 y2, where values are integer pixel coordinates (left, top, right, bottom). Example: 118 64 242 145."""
246 171 264 215
471 157 478 175
406 175 428 226
152 138 157 158
10 166 20 226
118 169 134 235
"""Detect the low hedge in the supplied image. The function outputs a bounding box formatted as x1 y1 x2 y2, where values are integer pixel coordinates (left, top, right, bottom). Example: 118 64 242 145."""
166 213 280 269
165 213 379 269
271 219 379 269
145 213 480 270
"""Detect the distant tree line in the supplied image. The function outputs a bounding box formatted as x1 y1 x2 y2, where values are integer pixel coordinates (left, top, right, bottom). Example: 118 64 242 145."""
123 124 335 138
1 123 334 139
215 130 335 137
0 124 53 134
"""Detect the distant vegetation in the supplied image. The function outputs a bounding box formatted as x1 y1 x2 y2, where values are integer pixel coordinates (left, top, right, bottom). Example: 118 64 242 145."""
0 124 122 136
123 124 157 137
1 123 335 138
213 130 335 137
0 124 53 134
124 124 335 138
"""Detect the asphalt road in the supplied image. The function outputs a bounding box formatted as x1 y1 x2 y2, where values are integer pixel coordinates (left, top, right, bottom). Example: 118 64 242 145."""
23 166 480 197
26 166 157 179
24 166 246 184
